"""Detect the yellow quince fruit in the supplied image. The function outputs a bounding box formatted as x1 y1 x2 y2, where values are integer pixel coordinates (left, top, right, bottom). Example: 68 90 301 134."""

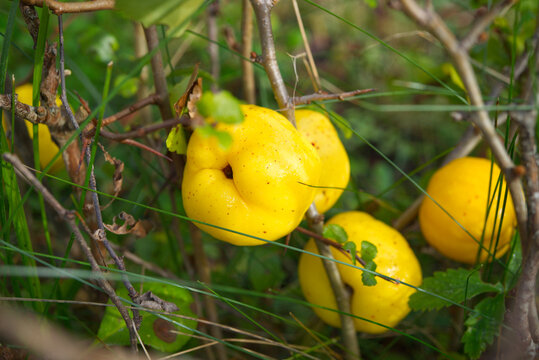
298 211 422 334
419 157 516 264
182 104 321 246
295 109 350 213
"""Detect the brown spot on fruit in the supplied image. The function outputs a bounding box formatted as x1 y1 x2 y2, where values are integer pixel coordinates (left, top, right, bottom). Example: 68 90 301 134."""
153 318 177 343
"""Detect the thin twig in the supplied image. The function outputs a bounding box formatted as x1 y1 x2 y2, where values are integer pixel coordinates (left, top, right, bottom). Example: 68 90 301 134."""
293 89 376 105
99 118 183 141
250 0 295 123
208 0 220 92
461 0 517 51
291 0 320 91
2 153 138 352
101 93 162 127
306 206 360 360
21 0 114 14
296 226 367 267
57 15 141 346
241 0 256 103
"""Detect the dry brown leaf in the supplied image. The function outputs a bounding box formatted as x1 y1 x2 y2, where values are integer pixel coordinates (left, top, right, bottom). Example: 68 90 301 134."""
173 63 199 116
104 211 152 237
99 143 124 210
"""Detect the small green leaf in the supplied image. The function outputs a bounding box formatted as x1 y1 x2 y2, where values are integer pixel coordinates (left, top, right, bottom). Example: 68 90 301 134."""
362 261 377 286
97 282 197 353
342 241 357 265
197 125 233 150
323 224 348 244
197 91 243 124
166 125 187 155
360 240 377 263
409 268 503 311
462 294 505 359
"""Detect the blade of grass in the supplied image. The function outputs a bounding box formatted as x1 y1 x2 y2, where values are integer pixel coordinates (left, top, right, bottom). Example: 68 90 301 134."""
31 3 54 263
0 0 43 313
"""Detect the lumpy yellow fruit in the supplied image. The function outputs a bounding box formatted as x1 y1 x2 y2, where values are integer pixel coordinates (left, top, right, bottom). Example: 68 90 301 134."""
295 109 350 213
182 104 321 246
5 84 64 173
298 211 422 334
419 157 516 264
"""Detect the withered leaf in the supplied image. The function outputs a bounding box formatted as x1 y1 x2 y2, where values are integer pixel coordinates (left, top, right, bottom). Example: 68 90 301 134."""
104 211 152 237
99 143 124 210
173 63 199 116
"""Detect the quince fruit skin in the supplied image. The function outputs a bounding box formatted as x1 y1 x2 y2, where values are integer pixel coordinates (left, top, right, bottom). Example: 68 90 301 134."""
419 157 516 264
182 104 321 246
2 84 64 173
299 211 422 334
295 109 350 213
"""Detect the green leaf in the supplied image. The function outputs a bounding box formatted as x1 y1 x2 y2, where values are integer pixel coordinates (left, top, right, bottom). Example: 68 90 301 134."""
462 294 505 359
97 282 197 353
115 0 205 37
197 91 244 124
409 268 503 311
360 240 377 263
166 125 187 155
323 224 348 244
342 241 357 265
361 260 377 286
197 125 233 150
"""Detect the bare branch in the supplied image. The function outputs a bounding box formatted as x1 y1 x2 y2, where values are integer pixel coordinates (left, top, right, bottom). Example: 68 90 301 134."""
57 15 141 346
101 93 162 127
2 153 137 353
143 26 174 120
100 117 183 141
0 94 47 123
306 206 361 360
250 0 295 123
208 0 220 92
241 0 256 104
22 0 115 14
461 0 517 51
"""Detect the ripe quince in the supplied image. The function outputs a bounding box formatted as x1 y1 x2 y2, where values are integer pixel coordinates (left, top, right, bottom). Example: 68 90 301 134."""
299 211 422 334
182 104 321 246
419 157 516 264
2 84 64 173
295 109 350 213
